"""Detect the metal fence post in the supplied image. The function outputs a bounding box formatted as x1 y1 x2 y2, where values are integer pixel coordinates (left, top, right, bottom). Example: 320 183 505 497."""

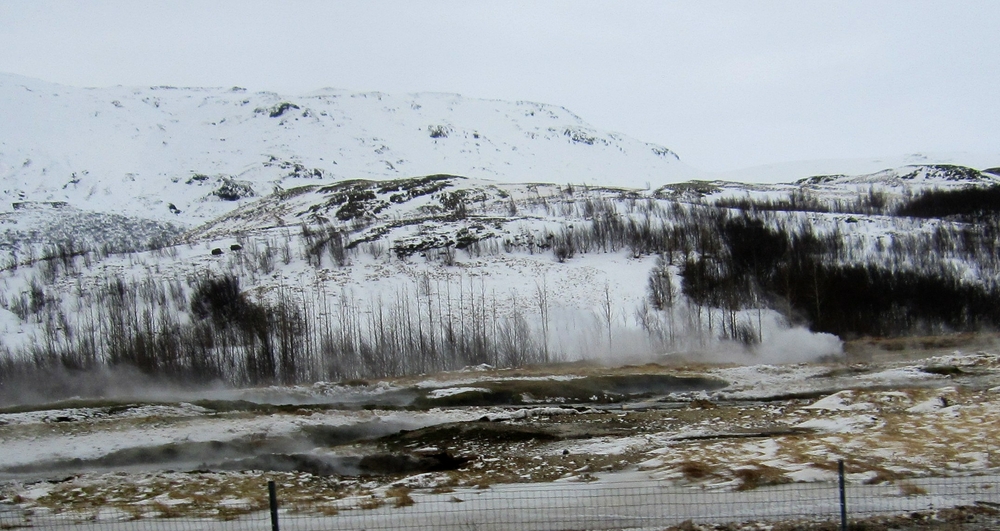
838 459 847 531
269 480 280 531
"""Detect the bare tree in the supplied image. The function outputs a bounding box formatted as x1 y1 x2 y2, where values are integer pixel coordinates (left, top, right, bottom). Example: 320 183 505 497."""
535 276 550 363
602 282 613 354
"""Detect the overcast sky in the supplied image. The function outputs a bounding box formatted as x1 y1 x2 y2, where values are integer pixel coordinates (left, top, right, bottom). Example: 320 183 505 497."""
1 0 998 172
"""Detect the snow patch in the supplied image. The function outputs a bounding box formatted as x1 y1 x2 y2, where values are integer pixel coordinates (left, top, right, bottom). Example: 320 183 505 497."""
427 387 490 399
795 414 878 433
803 391 873 411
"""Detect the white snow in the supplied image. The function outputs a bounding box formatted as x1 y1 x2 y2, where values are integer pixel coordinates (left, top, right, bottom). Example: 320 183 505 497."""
426 387 490 399
906 397 946 413
794 415 879 434
802 391 874 412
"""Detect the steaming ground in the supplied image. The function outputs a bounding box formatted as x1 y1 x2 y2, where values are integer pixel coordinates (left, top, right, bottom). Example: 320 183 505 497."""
1 337 999 529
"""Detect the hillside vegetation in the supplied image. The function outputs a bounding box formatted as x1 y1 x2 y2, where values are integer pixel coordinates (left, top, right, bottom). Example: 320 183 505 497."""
2 164 1000 402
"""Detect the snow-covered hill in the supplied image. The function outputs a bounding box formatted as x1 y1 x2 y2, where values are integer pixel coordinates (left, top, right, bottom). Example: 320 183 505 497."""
4 73 1000 398
0 73 695 224
713 153 1000 185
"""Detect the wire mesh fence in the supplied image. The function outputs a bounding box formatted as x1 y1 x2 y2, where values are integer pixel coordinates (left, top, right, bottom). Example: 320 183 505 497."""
3 465 999 531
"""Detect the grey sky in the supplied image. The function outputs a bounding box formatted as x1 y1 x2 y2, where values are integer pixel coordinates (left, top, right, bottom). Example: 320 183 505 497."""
1 0 998 171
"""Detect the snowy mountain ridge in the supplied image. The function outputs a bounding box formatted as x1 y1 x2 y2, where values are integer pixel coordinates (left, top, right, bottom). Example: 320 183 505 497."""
4 72 998 233
0 73 691 225
795 164 1000 187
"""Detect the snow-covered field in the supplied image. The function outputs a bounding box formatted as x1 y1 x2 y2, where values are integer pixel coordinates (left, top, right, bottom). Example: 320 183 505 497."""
2 342 999 529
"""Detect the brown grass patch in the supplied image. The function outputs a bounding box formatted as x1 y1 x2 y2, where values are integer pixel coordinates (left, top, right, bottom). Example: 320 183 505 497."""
863 468 902 485
679 460 715 481
733 465 790 491
386 486 415 508
898 481 928 496
287 501 340 516
358 497 385 510
687 399 716 409
846 332 999 361
151 502 186 519
314 505 341 516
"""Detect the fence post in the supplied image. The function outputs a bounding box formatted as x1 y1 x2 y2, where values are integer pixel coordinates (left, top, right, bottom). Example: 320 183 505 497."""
838 459 847 531
269 480 280 531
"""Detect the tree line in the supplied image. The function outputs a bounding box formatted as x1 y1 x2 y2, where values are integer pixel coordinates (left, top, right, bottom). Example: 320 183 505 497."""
0 269 548 402
4 182 1000 400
